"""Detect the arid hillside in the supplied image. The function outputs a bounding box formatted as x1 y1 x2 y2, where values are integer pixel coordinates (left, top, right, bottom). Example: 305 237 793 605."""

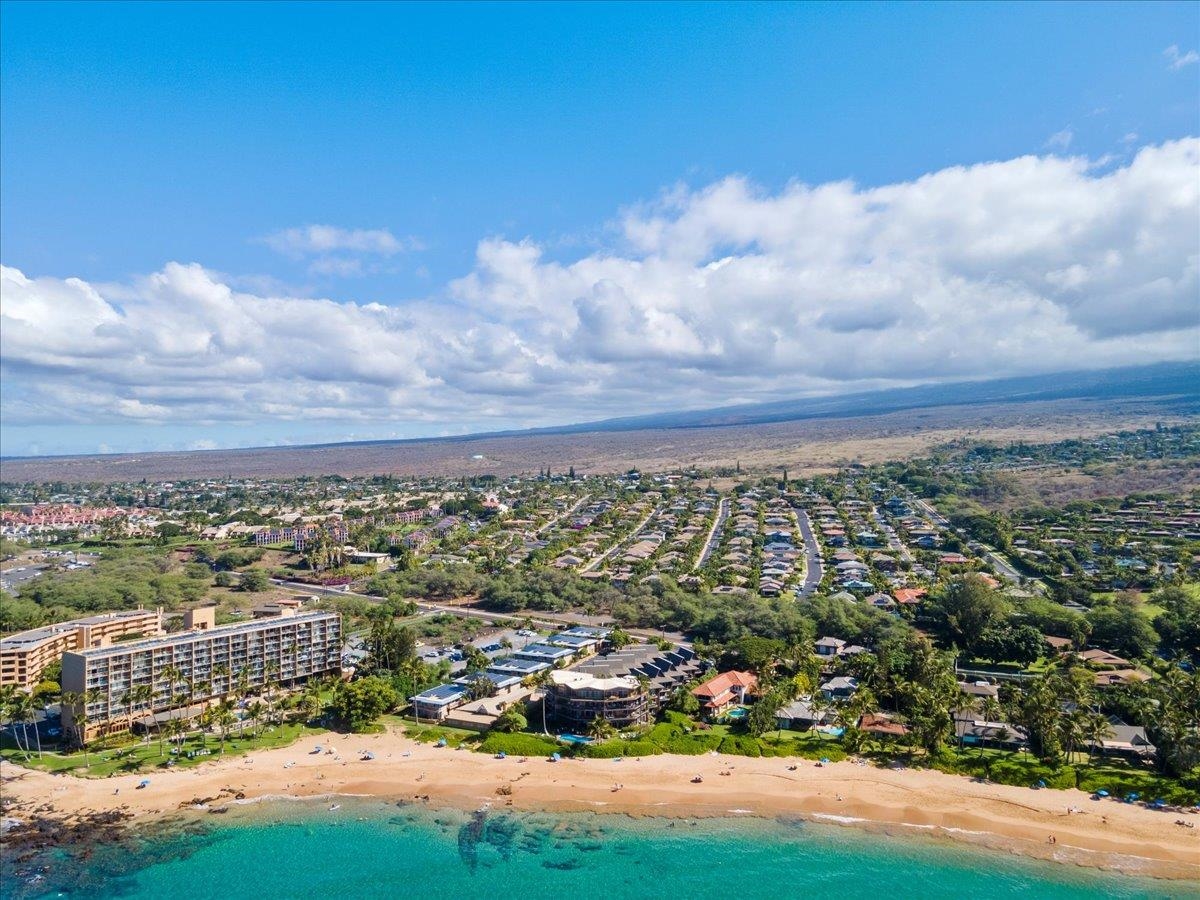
3 396 1195 483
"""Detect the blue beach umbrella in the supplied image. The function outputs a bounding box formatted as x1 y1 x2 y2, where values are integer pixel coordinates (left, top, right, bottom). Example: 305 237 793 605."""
1095 790 1109 797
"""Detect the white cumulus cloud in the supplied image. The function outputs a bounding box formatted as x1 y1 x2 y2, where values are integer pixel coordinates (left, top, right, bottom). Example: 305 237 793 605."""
264 225 416 257
1164 44 1200 71
261 224 422 278
2 139 1198 446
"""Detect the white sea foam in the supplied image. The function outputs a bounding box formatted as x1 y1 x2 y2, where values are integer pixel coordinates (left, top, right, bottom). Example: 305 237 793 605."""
810 813 868 825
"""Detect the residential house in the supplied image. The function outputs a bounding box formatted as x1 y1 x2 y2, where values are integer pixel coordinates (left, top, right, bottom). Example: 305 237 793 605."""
774 697 832 731
691 670 758 718
819 676 859 701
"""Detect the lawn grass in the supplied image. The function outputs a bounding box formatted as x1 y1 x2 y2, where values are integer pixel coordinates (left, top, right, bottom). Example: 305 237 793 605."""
388 716 479 748
0 721 324 778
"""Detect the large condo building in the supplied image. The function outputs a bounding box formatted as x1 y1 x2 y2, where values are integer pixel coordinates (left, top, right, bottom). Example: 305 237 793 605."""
546 643 701 729
0 608 163 691
61 610 341 742
545 669 651 729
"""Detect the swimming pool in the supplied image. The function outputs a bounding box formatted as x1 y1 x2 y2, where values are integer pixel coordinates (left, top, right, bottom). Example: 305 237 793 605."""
725 707 749 720
559 734 594 745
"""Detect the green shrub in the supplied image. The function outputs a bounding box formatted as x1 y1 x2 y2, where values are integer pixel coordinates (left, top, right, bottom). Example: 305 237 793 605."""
575 740 626 759
661 732 723 755
575 739 661 759
776 738 847 762
621 740 662 757
662 711 694 727
717 735 762 757
477 731 561 757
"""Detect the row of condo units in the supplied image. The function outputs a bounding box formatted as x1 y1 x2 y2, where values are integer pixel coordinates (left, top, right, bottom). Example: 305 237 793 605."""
0 607 164 690
410 627 700 731
409 627 611 721
415 640 703 732
0 504 127 527
61 607 342 742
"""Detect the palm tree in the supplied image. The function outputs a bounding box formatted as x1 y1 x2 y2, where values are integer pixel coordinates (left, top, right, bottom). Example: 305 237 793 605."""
213 663 232 697
20 696 43 759
0 686 15 752
1058 708 1087 764
264 660 280 725
58 690 81 751
131 683 154 735
197 705 215 747
235 667 251 736
246 700 266 737
807 693 831 738
1081 711 1113 764
979 696 1003 726
74 708 92 768
586 715 616 741
163 716 184 752
8 691 34 758
152 678 175 756
215 700 236 752
160 664 183 717
120 687 137 733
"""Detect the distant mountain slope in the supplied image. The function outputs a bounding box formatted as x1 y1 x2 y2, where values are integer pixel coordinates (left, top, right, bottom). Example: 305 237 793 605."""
298 361 1199 449
515 362 1199 436
1 363 1195 483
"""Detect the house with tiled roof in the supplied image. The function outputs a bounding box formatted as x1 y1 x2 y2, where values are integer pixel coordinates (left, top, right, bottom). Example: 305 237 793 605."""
692 670 758 717
858 713 909 738
892 588 926 606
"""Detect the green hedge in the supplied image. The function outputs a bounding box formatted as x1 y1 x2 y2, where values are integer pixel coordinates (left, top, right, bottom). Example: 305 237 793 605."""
717 735 763 757
477 732 561 757
760 737 847 762
576 739 661 758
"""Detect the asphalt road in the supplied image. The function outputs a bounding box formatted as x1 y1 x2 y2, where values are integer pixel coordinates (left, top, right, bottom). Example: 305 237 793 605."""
270 577 689 646
0 564 47 594
693 497 730 571
794 508 824 597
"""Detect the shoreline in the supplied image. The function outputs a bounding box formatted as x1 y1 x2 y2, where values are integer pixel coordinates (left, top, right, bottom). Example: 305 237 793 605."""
3 728 1198 882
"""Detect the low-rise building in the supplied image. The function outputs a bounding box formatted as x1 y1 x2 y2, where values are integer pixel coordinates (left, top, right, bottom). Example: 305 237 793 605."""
691 670 757 718
410 682 470 721
774 697 832 730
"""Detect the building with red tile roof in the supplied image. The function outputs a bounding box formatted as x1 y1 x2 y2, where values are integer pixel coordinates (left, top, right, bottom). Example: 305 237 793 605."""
691 670 758 717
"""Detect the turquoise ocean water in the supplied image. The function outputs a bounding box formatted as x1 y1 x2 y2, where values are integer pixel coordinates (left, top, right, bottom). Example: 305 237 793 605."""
10 799 1197 900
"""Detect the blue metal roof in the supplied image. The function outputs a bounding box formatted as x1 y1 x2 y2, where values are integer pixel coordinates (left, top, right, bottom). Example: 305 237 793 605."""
411 683 469 703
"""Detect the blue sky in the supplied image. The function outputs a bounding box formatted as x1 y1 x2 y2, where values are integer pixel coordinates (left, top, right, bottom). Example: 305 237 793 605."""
1 2 1198 456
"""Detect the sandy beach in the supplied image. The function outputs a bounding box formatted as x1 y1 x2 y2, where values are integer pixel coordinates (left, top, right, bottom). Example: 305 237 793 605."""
3 728 1198 882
